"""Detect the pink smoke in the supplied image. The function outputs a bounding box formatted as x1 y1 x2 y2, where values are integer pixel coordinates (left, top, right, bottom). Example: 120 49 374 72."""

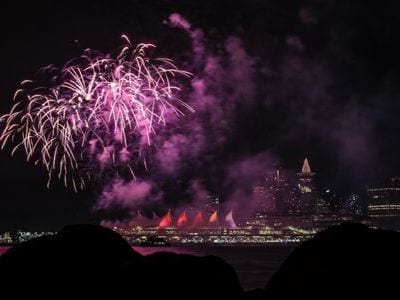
299 8 318 24
225 36 256 99
223 153 276 216
286 35 305 51
156 134 189 175
168 13 191 31
191 29 206 64
154 13 258 191
190 180 210 204
97 146 114 166
100 13 259 214
98 179 153 209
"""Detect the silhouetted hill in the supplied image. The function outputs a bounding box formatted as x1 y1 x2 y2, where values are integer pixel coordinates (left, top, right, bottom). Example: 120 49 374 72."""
262 223 400 298
2 223 400 297
0 224 242 297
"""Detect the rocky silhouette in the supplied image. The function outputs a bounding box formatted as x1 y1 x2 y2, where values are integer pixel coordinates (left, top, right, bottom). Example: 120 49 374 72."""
0 224 242 296
1 223 399 298
263 223 400 298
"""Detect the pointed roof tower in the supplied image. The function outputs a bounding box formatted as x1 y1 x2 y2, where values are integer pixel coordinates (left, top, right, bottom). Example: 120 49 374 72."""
298 158 315 176
302 158 311 174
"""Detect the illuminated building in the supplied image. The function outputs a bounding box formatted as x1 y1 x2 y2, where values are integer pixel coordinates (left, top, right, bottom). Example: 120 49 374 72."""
367 177 400 230
367 177 400 217
158 210 172 228
273 170 293 215
0 231 55 244
253 178 275 215
0 232 12 244
96 159 380 245
225 210 238 228
252 169 295 217
208 210 219 227
176 211 188 227
205 194 220 216
344 193 363 216
292 158 317 215
252 160 319 220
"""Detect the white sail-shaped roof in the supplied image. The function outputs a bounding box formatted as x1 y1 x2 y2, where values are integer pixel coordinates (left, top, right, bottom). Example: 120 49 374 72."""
225 210 238 228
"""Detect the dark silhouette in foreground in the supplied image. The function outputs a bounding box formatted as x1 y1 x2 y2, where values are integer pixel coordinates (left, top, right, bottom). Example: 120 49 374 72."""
0 224 242 296
1 223 400 297
261 223 400 298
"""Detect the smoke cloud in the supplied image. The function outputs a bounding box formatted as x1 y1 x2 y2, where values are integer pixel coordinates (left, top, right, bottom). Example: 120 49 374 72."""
223 153 276 216
168 13 191 31
99 4 389 219
98 179 153 209
98 12 260 217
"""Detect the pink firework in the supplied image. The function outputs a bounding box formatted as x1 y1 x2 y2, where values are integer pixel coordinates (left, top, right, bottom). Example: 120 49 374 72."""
0 35 193 191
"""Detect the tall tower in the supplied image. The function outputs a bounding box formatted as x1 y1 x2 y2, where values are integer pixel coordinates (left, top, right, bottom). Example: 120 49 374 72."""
295 158 317 215
273 169 293 215
205 194 220 216
253 168 295 217
253 176 275 216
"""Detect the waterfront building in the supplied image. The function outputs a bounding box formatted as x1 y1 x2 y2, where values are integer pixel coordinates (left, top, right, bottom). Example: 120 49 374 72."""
367 177 400 217
367 177 400 230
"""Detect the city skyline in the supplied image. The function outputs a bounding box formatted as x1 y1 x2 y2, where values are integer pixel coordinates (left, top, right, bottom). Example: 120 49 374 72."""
1 156 398 233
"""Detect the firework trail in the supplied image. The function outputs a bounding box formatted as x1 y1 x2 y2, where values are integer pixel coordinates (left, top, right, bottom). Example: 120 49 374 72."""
0 35 193 191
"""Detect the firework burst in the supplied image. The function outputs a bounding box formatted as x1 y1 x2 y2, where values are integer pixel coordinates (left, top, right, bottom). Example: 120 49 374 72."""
0 35 193 191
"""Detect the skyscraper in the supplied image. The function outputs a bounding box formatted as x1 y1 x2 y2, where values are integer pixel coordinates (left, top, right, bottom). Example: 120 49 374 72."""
253 176 275 216
205 194 220 217
344 193 363 216
292 158 318 215
252 168 296 217
273 169 295 215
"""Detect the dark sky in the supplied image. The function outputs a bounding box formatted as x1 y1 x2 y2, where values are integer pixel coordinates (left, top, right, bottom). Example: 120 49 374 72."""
1 0 400 230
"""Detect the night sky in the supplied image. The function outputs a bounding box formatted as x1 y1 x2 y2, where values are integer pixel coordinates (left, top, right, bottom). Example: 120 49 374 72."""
1 0 400 231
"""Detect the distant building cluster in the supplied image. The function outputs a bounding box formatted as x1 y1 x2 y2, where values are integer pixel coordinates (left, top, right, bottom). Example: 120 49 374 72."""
0 231 54 245
2 159 400 246
97 158 400 245
252 159 319 217
0 232 13 244
252 158 364 219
